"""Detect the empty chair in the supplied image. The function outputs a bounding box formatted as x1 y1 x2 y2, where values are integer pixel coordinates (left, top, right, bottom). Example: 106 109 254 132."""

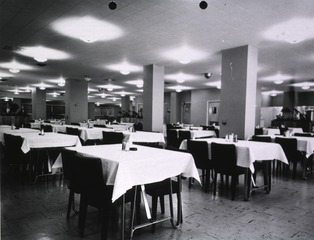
41 124 53 132
145 178 181 232
102 131 124 144
66 127 81 136
294 133 313 137
187 140 213 192
133 122 143 131
251 135 271 142
3 134 31 182
61 149 79 218
250 135 272 193
178 130 191 146
166 129 180 149
275 137 306 179
254 128 264 135
74 153 140 240
211 142 247 200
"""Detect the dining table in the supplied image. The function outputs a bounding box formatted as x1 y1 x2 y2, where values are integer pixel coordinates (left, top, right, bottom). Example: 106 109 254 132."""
8 132 82 182
61 144 200 239
180 137 289 200
0 127 40 144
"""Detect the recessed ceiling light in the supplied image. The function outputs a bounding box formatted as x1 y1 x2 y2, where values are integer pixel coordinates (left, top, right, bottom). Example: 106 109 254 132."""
274 80 284 84
162 45 207 64
52 16 123 43
301 85 310 90
52 92 58 97
107 61 141 75
176 89 182 93
18 46 70 62
9 68 20 73
95 102 100 106
263 17 314 44
165 72 198 83
39 83 46 90
107 88 113 92
101 93 106 98
14 89 19 95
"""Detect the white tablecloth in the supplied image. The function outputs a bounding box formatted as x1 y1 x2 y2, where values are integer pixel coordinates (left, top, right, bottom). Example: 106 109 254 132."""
63 144 200 202
180 138 288 173
106 124 133 131
0 128 39 143
264 128 280 136
9 132 82 153
268 135 314 157
126 131 165 144
289 127 304 135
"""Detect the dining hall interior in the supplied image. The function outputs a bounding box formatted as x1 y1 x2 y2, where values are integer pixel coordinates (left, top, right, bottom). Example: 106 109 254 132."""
1 0 314 239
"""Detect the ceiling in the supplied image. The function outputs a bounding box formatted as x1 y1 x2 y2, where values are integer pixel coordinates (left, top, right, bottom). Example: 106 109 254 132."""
1 0 314 104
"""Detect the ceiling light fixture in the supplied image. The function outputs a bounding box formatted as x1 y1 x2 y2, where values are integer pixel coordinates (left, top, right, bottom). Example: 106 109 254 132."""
176 89 182 93
25 86 31 93
95 102 100 106
34 57 48 63
120 70 130 75
101 93 106 98
109 1 117 10
274 80 284 84
58 77 65 87
136 83 143 88
199 1 208 10
14 89 19 95
4 97 9 102
301 85 310 90
52 92 58 97
107 87 113 92
178 58 191 64
270 92 277 97
120 92 126 97
84 75 91 81
9 68 20 73
39 83 46 90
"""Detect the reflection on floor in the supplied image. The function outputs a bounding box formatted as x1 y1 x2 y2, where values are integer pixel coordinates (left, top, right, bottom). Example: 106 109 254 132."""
1 168 314 240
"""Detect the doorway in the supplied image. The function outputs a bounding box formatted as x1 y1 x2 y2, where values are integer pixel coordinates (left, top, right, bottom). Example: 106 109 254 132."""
206 101 220 126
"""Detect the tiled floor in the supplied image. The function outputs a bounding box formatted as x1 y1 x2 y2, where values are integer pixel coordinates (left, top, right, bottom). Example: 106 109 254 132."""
1 166 314 240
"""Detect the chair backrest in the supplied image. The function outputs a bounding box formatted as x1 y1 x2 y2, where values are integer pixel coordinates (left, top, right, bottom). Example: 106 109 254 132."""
102 131 124 144
43 125 53 132
178 130 191 143
24 122 31 128
187 140 209 169
275 137 298 163
133 122 143 131
211 142 237 174
71 122 80 126
66 127 81 136
294 133 313 137
4 134 26 163
279 126 288 135
166 129 179 148
61 149 77 182
254 128 264 135
251 135 271 142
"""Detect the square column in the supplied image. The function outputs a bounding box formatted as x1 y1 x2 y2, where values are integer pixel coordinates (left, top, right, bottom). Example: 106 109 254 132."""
32 88 46 119
170 92 179 123
65 79 88 124
219 45 258 140
143 64 164 132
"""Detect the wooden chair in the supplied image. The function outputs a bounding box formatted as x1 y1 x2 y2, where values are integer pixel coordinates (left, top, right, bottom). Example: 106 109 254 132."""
211 142 246 200
187 140 213 192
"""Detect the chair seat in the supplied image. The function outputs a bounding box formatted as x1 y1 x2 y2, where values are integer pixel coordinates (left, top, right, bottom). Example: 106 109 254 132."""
145 179 179 196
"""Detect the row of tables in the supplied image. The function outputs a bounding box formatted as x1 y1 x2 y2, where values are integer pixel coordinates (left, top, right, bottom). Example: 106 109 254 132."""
1 123 313 239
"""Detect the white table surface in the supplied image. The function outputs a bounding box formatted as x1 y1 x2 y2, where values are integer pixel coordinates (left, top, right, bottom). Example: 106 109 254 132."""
263 128 280 136
60 144 200 202
9 132 82 153
0 128 40 143
180 138 288 173
126 131 165 143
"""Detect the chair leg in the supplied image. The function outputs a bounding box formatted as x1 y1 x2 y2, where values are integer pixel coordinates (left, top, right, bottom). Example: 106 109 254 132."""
151 196 158 233
159 196 165 214
213 172 218 196
67 190 74 218
293 161 297 179
78 195 88 236
231 175 237 201
205 169 210 193
101 204 112 240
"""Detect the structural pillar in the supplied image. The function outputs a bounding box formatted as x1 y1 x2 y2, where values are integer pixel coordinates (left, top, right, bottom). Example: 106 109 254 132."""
121 96 131 114
170 92 179 123
32 88 46 119
143 64 164 132
282 88 298 118
88 102 95 120
65 79 88 124
219 45 258 140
